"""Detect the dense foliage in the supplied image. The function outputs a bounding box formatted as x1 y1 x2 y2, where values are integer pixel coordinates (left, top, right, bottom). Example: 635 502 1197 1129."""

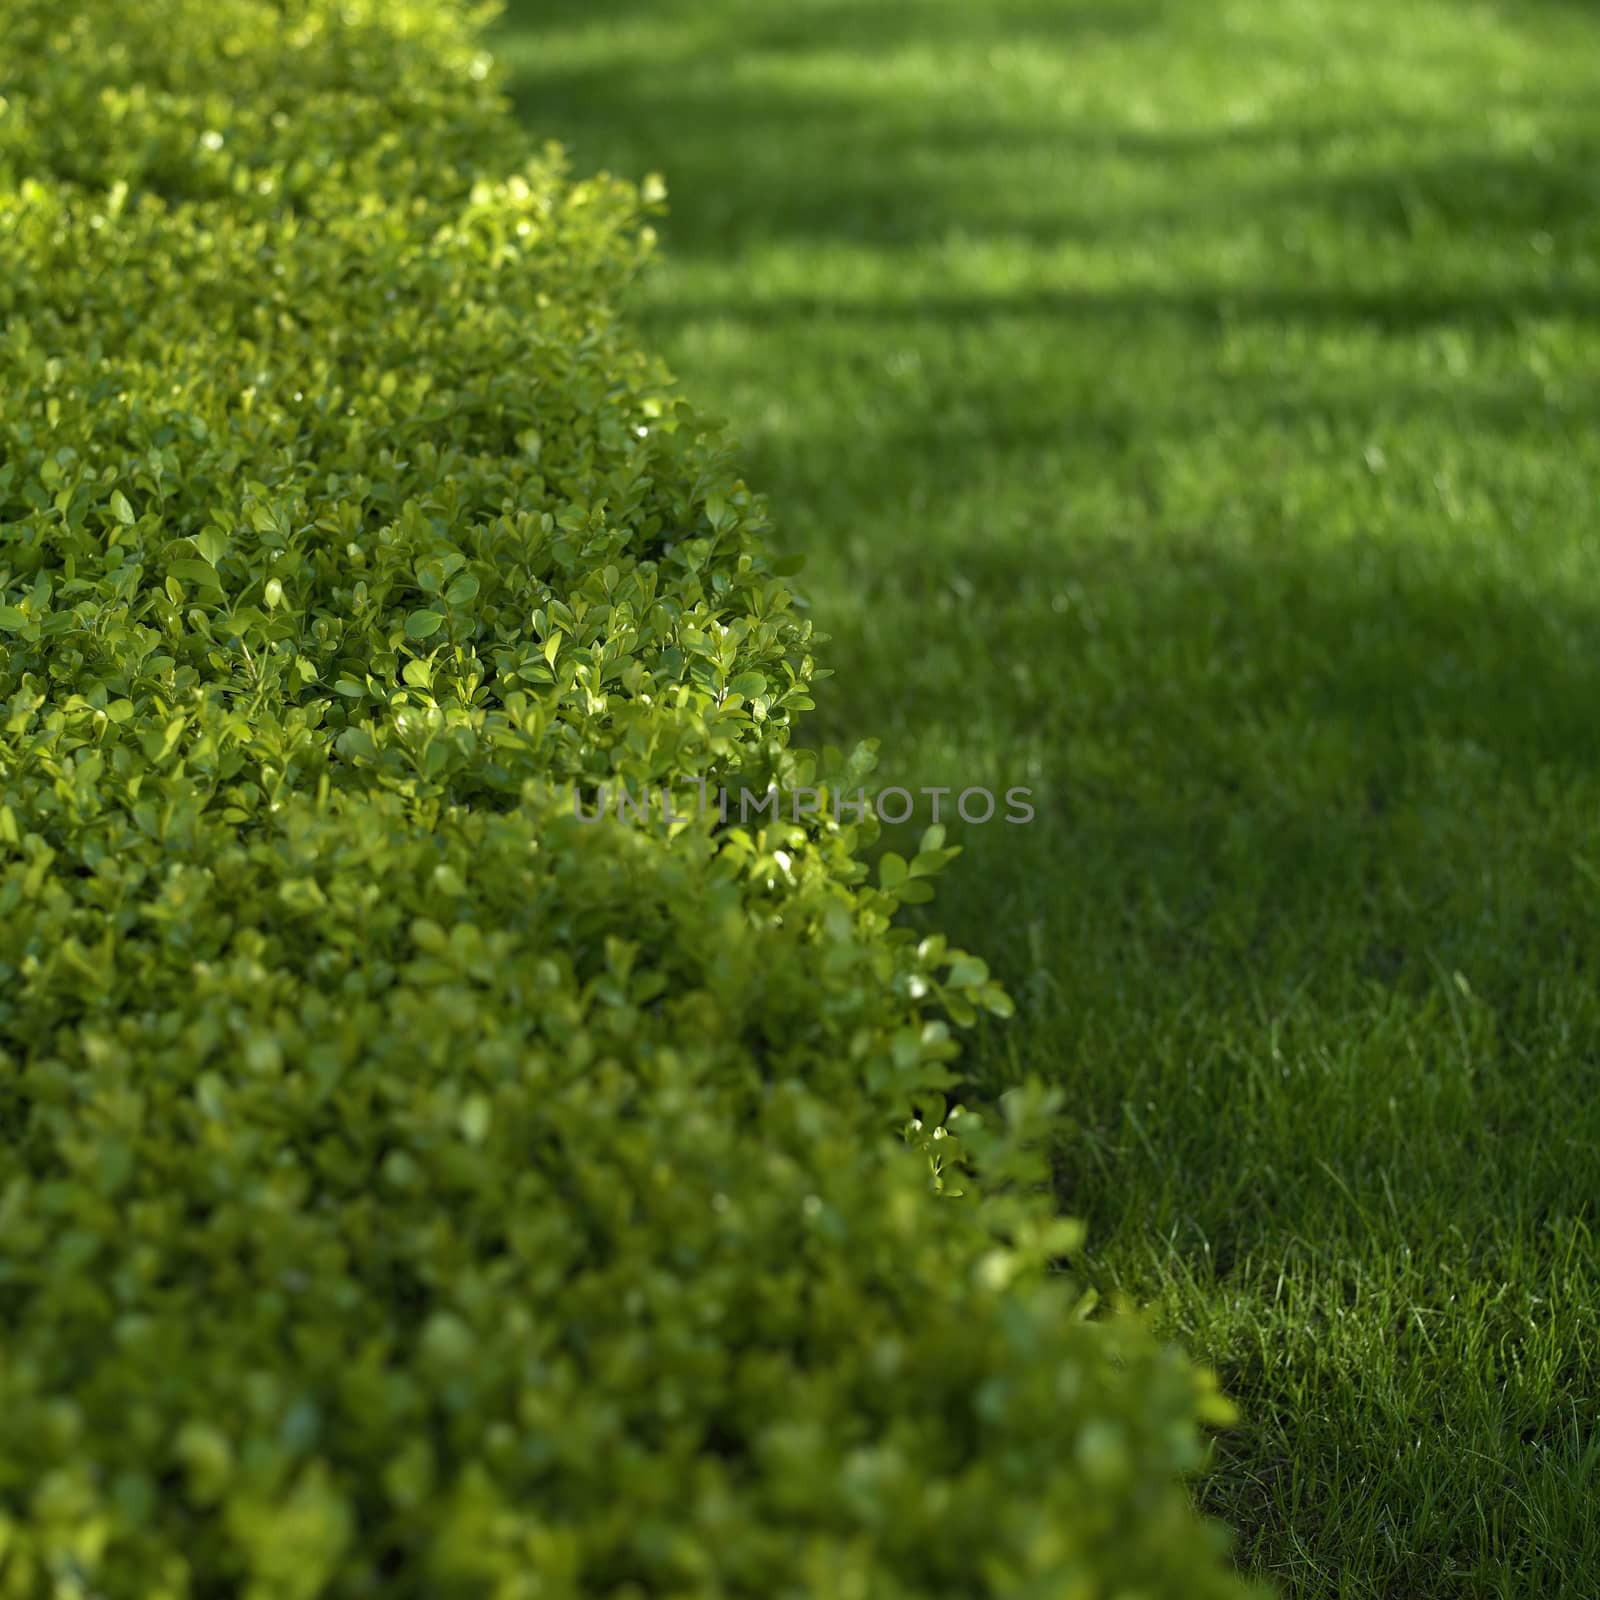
0 2 1258 1594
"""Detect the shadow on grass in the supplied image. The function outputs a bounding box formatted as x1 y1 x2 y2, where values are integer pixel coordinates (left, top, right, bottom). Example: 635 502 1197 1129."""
829 524 1600 969
881 526 1600 1314
498 0 1167 46
502 64 1178 252
496 0 1600 267
1283 144 1600 237
812 528 1600 777
641 277 1600 329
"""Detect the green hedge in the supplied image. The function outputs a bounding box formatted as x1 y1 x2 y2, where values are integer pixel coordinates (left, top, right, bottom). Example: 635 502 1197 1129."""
0 3 1262 1595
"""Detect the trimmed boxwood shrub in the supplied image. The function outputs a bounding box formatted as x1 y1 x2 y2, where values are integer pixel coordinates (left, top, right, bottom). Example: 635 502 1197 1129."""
0 3 1264 1595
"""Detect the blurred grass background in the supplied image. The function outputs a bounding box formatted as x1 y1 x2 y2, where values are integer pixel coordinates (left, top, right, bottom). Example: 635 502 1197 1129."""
491 2 1600 1594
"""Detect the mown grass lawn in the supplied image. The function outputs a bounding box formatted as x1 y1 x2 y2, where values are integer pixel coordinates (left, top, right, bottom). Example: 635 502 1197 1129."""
492 1 1600 1593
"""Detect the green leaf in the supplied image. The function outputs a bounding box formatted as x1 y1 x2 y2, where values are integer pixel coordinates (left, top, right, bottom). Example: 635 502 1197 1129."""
944 993 978 1026
946 955 990 988
982 986 1015 1019
110 490 135 525
405 610 444 640
193 528 227 566
168 560 224 592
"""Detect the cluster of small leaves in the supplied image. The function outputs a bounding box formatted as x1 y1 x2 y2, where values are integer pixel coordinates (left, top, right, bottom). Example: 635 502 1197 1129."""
0 3 1261 1596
